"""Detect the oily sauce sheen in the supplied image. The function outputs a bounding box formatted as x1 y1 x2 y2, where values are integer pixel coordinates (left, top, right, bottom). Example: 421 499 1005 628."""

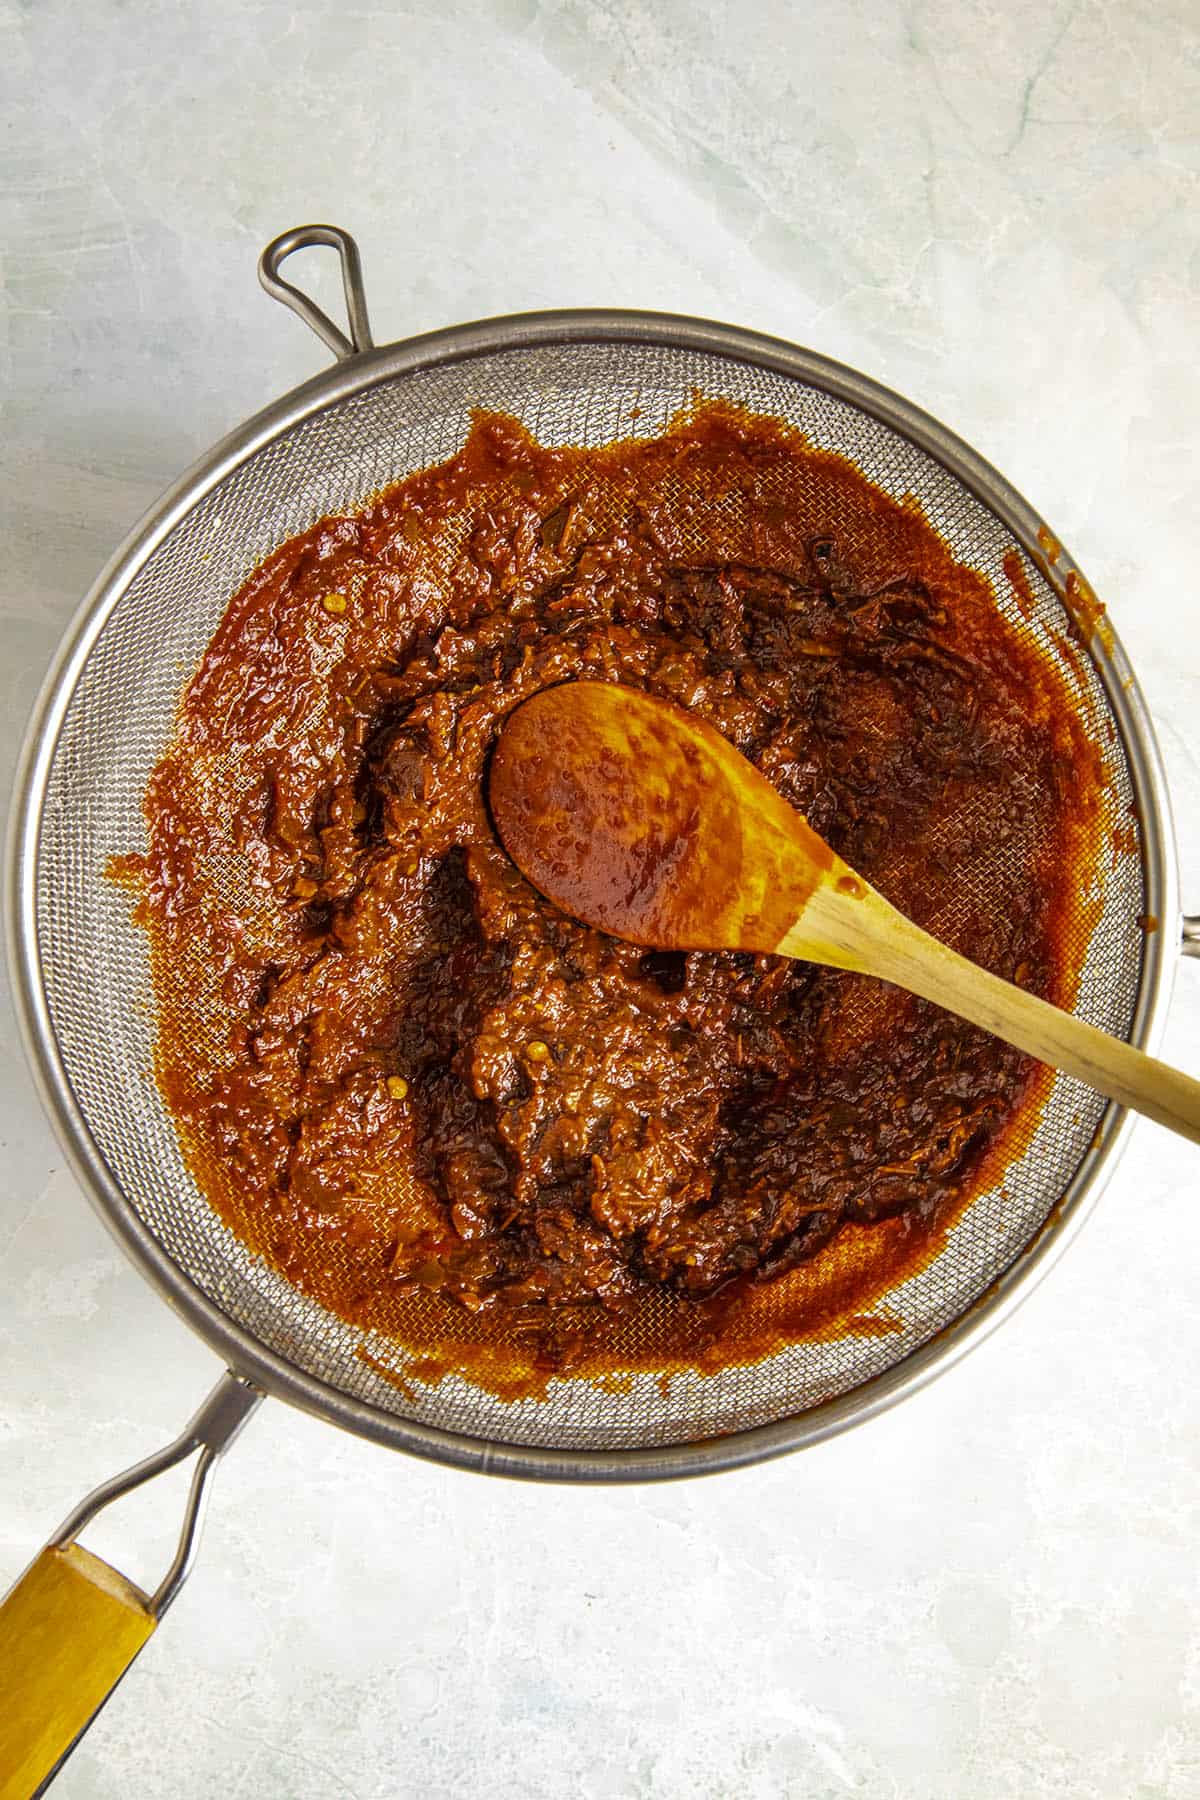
117 404 1108 1397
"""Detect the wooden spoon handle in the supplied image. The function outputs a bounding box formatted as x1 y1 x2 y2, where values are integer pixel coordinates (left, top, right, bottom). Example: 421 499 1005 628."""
862 910 1200 1144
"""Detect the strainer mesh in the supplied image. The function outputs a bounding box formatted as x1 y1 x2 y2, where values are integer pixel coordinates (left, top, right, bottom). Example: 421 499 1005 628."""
34 341 1143 1451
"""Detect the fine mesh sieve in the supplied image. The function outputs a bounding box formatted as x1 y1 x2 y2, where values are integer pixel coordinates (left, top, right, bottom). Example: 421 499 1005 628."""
7 228 1183 1496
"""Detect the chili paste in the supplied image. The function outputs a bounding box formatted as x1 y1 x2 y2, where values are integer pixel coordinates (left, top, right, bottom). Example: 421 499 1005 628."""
114 403 1107 1393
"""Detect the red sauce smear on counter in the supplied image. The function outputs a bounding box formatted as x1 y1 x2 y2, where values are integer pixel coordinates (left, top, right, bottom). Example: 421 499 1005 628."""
113 402 1113 1397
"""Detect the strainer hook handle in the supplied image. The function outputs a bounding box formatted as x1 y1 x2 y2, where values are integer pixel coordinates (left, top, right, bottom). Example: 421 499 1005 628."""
0 1371 261 1794
49 1368 262 1614
259 224 375 361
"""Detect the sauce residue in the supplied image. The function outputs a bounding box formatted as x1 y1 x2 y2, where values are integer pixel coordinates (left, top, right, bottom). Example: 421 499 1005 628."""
1037 525 1062 564
1003 548 1037 621
1064 568 1115 656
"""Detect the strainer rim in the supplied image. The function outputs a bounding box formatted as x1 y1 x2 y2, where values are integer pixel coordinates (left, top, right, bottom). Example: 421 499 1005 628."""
5 307 1179 1480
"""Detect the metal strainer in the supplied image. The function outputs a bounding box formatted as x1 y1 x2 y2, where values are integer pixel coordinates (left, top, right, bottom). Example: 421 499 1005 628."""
1 224 1193 1790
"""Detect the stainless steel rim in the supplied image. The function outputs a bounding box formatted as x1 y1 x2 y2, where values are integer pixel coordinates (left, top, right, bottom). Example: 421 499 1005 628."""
6 285 1180 1482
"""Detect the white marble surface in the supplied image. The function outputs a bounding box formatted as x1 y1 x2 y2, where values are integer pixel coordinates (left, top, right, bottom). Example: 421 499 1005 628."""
4 1 1200 1794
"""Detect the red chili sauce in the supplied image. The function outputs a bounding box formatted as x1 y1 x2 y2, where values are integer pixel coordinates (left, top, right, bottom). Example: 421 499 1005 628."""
112 404 1110 1396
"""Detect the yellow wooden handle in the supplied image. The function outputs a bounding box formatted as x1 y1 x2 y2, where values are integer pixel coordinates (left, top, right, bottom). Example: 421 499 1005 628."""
0 1544 156 1800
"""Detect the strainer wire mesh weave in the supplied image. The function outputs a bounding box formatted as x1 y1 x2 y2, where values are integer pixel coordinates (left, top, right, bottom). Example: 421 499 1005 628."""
31 338 1145 1455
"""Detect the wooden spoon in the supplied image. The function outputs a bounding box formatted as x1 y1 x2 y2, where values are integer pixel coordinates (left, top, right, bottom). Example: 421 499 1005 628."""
490 679 1200 1145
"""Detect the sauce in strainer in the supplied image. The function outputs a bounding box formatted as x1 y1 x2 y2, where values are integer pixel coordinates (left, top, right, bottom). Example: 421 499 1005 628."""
111 402 1110 1397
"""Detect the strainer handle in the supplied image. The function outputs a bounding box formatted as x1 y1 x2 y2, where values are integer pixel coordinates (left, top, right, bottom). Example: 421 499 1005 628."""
1182 916 1200 958
258 224 375 361
0 1371 260 1797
